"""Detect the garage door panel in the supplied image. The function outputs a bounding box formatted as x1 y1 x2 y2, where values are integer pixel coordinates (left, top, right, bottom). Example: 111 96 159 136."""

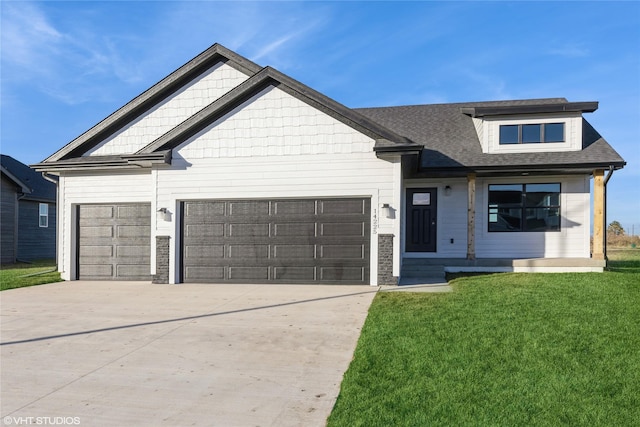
116 265 151 277
80 206 114 219
185 266 225 281
117 205 150 219
228 244 270 259
78 204 150 281
273 223 316 237
182 198 369 284
229 223 270 237
320 267 365 281
320 223 365 237
274 267 316 281
229 267 270 280
117 225 150 238
115 245 150 258
80 245 113 257
274 245 316 259
185 224 225 237
185 245 225 259
321 245 365 259
229 201 270 216
273 200 316 216
80 226 113 238
185 202 226 220
80 264 113 278
320 199 366 215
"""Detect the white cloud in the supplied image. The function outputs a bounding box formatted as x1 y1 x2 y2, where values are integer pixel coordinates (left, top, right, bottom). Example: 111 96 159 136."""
1 2 148 104
1 2 62 71
548 44 590 58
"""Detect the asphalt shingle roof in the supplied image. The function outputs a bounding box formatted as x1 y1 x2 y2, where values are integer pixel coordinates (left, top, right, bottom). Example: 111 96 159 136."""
1 155 56 201
355 98 625 172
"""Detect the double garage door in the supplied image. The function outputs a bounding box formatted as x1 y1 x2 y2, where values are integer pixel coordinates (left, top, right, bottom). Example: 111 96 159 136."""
182 198 371 284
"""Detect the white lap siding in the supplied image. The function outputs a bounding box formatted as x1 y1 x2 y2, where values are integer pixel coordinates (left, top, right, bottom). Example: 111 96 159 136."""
57 171 152 280
156 85 398 285
475 175 591 258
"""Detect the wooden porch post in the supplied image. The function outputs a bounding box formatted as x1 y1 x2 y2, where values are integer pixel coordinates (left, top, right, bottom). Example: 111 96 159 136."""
467 173 476 260
592 169 605 259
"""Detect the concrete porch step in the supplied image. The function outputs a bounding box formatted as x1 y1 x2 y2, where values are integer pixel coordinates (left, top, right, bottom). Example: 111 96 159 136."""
400 261 445 279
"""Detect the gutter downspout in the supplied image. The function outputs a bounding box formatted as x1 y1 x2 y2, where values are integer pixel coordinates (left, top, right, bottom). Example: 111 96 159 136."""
603 165 615 266
41 172 59 274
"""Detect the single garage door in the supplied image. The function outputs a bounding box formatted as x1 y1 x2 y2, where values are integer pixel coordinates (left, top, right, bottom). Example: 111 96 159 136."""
77 204 151 280
182 198 370 284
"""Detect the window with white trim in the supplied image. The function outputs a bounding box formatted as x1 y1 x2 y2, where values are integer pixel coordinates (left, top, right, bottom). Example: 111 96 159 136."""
488 184 560 232
39 203 48 228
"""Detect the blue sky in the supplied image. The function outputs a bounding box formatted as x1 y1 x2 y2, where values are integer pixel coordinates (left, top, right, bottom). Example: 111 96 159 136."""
1 1 639 231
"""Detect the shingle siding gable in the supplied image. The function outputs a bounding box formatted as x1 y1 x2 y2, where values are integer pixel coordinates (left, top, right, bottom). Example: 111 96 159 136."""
85 62 250 156
177 85 375 159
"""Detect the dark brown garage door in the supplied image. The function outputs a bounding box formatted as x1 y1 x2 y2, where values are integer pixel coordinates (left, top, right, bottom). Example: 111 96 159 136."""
181 198 370 284
78 204 151 280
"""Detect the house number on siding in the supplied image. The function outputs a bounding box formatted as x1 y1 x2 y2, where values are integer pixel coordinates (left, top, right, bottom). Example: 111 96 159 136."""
372 209 378 234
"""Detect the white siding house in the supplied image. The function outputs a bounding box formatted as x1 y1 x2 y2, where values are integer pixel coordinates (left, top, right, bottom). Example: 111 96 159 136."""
35 43 625 285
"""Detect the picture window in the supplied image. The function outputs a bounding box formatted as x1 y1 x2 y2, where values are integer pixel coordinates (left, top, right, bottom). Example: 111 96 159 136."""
488 184 560 232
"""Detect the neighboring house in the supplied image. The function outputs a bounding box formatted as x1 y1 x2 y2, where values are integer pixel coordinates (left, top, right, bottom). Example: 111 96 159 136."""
33 44 625 285
1 155 57 264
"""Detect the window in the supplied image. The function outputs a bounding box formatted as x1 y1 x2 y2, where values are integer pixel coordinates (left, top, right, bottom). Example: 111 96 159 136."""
499 123 565 144
488 184 560 232
39 203 48 228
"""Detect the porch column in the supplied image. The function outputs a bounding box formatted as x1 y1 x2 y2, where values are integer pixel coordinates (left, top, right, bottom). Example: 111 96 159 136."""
592 169 605 260
467 173 476 260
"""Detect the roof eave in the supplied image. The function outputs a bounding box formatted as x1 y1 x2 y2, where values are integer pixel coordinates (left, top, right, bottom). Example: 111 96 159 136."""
461 101 599 117
33 151 172 172
417 160 626 176
0 166 32 194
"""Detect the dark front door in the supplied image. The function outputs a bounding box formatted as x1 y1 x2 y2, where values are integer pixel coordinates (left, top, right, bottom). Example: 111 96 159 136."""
406 188 437 252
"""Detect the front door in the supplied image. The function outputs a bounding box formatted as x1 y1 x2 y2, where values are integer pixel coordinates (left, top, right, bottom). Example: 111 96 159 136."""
406 188 437 252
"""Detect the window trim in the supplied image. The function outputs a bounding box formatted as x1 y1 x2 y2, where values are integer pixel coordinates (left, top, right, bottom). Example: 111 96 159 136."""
39 203 49 228
488 183 561 233
498 122 565 145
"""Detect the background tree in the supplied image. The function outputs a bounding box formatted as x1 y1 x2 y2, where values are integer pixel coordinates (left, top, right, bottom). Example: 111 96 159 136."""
608 221 625 236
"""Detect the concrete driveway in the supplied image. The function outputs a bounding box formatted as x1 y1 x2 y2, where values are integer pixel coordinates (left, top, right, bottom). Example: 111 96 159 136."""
1 281 377 427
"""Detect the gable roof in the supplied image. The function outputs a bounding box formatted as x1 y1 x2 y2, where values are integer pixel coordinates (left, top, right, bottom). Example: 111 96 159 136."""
136 66 417 155
36 43 419 171
1 155 56 202
355 99 626 175
43 44 262 163
35 44 625 176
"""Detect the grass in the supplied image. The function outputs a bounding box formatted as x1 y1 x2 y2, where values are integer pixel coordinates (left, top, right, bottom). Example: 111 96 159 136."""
0 259 62 291
328 250 640 427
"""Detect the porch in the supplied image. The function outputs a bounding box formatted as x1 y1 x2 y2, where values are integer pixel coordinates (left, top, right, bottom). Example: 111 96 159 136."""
401 257 606 281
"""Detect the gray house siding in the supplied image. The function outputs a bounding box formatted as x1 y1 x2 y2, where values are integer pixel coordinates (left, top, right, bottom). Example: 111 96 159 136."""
16 200 56 261
1 176 18 264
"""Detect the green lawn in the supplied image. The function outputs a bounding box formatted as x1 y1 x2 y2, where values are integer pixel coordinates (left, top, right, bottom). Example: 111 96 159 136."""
328 250 640 427
0 260 62 291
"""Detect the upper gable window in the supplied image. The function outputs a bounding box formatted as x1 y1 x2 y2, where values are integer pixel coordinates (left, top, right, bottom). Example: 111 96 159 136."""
499 123 565 144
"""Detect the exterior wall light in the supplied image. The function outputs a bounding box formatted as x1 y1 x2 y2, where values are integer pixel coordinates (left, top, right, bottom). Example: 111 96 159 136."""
381 203 393 219
157 207 171 222
444 185 452 196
